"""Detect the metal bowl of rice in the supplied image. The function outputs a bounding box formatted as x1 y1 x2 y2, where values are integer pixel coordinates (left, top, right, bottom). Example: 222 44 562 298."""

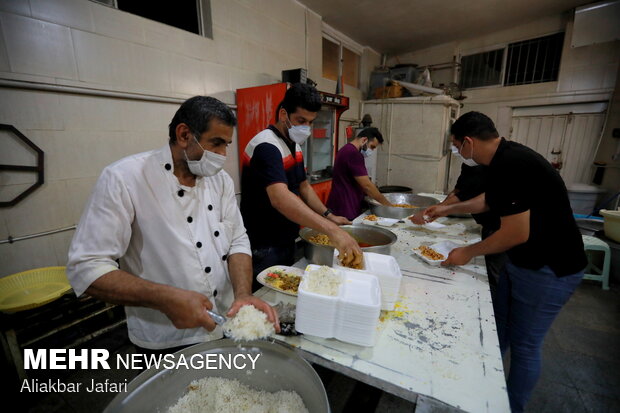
104 339 329 413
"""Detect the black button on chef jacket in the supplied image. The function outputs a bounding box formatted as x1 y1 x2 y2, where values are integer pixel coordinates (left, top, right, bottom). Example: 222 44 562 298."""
485 138 587 276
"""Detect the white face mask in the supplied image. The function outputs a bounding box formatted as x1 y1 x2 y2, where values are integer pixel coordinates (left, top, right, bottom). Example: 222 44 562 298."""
185 136 226 177
284 114 311 145
451 141 478 167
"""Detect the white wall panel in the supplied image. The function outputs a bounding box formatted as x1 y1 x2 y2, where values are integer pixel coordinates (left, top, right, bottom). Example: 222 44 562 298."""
30 0 94 32
511 111 605 187
1 12 77 79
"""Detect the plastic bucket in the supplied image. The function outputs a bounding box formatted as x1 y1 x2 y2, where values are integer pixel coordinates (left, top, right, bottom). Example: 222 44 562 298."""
567 184 605 215
600 209 620 242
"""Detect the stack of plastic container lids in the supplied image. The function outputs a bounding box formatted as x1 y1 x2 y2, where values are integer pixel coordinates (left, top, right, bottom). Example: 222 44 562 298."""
296 265 381 347
333 251 402 311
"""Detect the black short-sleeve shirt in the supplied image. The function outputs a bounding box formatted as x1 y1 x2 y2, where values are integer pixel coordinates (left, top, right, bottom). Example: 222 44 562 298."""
240 126 306 248
454 164 500 231
485 139 587 276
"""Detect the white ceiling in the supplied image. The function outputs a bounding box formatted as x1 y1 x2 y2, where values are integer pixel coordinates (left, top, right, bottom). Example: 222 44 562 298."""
300 0 590 54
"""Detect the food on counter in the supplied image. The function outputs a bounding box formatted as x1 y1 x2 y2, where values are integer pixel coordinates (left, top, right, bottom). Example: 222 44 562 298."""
339 253 364 270
168 377 308 413
222 305 275 341
308 233 376 249
264 269 301 294
308 233 332 246
364 214 379 221
418 246 445 261
392 203 417 208
304 265 342 296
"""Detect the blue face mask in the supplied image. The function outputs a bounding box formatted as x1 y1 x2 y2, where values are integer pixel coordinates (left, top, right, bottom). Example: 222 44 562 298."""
360 139 374 158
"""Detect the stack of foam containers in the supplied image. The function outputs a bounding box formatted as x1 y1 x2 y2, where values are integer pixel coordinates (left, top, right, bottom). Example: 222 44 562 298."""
295 265 381 347
333 251 402 311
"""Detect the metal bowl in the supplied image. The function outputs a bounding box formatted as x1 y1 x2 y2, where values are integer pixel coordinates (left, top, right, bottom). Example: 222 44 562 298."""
104 339 330 413
378 185 412 193
299 224 397 265
367 193 439 219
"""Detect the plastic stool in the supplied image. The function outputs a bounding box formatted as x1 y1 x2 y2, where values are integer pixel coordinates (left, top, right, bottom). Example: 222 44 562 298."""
582 235 610 290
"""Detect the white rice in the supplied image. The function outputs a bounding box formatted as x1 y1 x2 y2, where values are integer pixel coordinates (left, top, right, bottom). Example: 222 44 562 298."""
303 266 342 296
167 377 309 413
223 305 275 342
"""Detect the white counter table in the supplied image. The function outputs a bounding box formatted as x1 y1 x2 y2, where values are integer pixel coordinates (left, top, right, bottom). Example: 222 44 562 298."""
255 214 510 412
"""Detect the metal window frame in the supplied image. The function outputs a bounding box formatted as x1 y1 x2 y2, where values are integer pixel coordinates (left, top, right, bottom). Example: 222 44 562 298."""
459 30 565 90
89 0 211 38
321 33 362 89
504 32 564 86
458 45 507 90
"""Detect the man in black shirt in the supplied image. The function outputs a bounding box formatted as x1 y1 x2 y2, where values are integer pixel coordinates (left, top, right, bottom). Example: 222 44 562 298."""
421 111 586 413
411 164 505 290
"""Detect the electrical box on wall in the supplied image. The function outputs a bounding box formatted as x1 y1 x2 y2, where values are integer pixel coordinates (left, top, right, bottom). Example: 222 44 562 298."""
282 68 307 84
572 0 620 47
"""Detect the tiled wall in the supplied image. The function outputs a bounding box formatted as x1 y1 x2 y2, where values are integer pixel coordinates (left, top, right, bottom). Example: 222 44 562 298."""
0 0 379 276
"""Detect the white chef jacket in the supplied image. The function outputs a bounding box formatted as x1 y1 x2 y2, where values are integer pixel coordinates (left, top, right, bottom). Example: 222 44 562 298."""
67 145 251 349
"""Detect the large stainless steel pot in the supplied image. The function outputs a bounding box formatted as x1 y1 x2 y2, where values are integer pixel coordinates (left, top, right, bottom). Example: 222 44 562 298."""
367 193 439 219
299 224 397 265
378 185 412 193
104 339 329 413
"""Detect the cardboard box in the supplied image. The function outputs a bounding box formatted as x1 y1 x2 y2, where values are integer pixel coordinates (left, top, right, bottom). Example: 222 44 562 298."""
373 85 404 99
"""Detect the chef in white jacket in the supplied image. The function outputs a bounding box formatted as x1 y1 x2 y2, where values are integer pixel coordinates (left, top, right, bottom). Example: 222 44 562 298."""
67 96 279 351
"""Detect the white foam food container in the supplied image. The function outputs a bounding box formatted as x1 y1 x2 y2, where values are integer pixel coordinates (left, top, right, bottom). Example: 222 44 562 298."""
413 240 462 266
376 218 398 227
423 221 446 230
333 251 402 311
361 216 398 227
296 265 381 347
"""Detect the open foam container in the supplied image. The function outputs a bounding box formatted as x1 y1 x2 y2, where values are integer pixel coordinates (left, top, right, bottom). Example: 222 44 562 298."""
333 251 402 311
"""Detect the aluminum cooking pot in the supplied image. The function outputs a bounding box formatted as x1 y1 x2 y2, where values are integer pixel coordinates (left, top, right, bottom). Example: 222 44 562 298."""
367 193 439 219
378 185 412 193
299 224 397 266
104 339 330 413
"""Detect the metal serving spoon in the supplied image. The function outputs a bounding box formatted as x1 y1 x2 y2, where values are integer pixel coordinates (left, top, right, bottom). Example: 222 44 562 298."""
206 309 227 326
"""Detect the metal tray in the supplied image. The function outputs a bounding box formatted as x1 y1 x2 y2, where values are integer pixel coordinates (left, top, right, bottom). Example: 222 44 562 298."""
104 339 330 413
